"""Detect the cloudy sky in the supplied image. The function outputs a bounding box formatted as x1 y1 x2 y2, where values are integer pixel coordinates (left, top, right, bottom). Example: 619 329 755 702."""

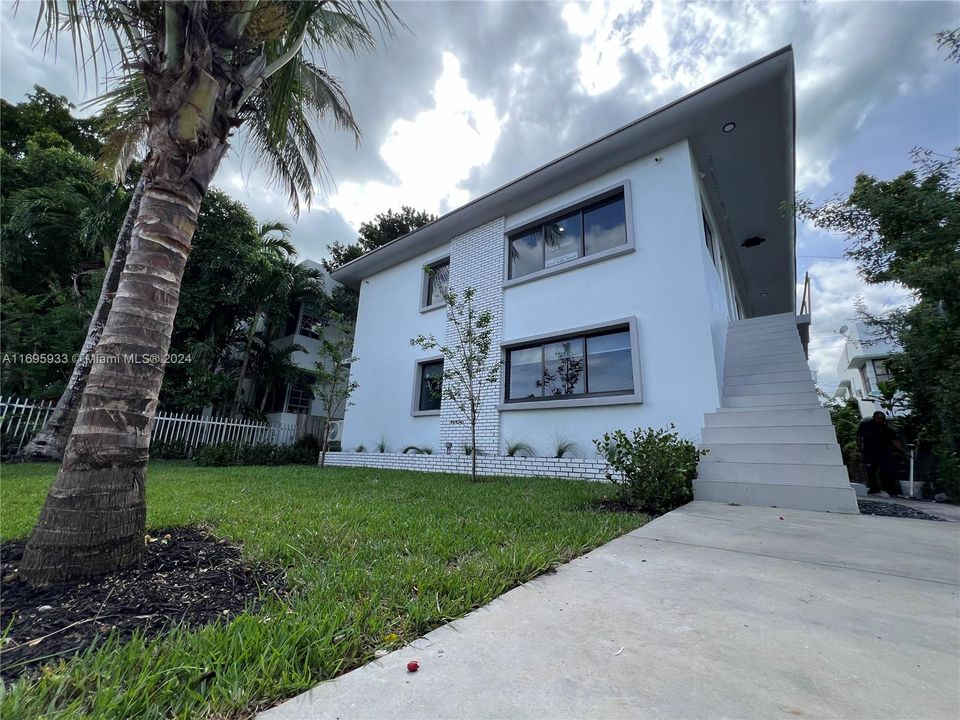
2 1 957 392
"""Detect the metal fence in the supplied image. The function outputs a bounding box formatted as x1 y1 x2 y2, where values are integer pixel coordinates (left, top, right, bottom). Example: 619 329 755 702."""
0 396 296 458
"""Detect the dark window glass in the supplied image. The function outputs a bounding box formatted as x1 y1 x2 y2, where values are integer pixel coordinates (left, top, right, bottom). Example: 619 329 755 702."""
425 261 450 307
583 196 627 256
509 229 543 278
508 346 543 399
703 212 716 266
418 360 444 412
299 301 324 339
287 374 315 414
543 212 582 269
506 327 634 402
586 331 633 393
542 338 585 396
873 360 893 386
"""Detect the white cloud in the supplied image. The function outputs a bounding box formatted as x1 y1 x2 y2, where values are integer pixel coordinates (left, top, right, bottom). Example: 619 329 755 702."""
325 53 503 229
803 259 914 392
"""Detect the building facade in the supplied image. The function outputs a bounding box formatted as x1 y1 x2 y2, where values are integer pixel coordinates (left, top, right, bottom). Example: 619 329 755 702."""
834 322 902 417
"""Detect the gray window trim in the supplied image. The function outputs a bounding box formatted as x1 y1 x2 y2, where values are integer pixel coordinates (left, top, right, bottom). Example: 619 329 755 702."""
419 254 451 313
498 316 643 411
410 354 445 416
502 180 635 289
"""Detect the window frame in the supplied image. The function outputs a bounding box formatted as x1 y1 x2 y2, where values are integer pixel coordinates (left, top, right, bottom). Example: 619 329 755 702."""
420 256 451 313
499 317 643 411
502 181 635 288
410 355 445 416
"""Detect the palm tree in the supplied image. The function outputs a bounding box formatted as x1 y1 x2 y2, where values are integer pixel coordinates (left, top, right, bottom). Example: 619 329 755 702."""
252 341 307 414
233 220 297 409
20 0 394 585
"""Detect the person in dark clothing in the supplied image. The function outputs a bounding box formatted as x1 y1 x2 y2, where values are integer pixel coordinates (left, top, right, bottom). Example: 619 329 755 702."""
857 411 903 497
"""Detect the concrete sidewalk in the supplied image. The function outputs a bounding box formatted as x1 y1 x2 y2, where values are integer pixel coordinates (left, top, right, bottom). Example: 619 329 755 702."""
261 502 960 720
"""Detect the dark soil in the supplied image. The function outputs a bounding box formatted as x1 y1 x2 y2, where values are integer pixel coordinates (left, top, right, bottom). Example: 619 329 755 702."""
593 498 647 514
857 499 945 521
0 527 285 682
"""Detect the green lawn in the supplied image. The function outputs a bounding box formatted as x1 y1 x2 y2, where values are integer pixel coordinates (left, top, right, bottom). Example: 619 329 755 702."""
0 462 646 719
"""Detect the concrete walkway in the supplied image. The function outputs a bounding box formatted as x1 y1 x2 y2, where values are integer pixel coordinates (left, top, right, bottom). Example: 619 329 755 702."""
261 502 960 720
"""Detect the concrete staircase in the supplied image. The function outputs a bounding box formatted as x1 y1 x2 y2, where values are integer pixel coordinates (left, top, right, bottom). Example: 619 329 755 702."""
694 312 859 513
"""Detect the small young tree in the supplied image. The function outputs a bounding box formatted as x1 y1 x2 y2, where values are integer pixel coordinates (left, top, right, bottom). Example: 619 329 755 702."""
314 312 358 468
411 286 499 481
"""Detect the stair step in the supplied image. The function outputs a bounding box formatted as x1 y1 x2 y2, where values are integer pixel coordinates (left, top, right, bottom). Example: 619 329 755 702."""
724 381 815 397
725 354 806 369
724 370 814 386
722 393 819 408
693 479 859 513
702 443 844 465
729 312 797 328
717 405 824 413
726 327 801 341
705 407 831 427
725 360 812 377
703 425 838 445
727 341 803 358
696 461 852 488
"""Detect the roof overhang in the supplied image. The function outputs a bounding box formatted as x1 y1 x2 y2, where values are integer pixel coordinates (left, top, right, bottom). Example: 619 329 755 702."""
332 47 796 316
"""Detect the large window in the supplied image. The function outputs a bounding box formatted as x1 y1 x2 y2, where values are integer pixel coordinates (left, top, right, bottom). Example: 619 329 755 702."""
286 373 316 414
873 359 893 387
298 301 325 339
423 259 450 308
508 190 627 279
505 326 634 402
416 360 444 412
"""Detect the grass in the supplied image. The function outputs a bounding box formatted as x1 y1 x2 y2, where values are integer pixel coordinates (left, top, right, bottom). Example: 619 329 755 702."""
0 462 646 719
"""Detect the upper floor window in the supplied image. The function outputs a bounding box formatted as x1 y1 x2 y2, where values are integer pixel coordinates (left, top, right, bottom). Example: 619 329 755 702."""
505 325 634 402
298 301 325 339
422 259 450 309
703 211 717 267
873 359 893 387
508 190 627 280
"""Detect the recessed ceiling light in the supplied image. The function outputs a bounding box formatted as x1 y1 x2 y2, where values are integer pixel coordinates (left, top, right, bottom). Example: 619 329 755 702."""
760 292 769 297
741 236 766 248
722 122 736 133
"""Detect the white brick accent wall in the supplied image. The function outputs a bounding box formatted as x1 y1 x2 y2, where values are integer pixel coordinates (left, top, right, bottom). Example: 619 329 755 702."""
321 451 610 482
438 217 506 455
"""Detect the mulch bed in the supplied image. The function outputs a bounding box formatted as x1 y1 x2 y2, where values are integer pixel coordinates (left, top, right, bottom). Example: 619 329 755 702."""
0 527 285 682
857 499 946 521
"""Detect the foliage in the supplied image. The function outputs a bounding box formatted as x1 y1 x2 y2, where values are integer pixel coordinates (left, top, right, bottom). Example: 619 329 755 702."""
551 431 582 459
0 462 646 718
403 445 433 454
796 148 960 499
313 312 358 467
1 86 102 158
377 436 389 453
828 398 864 482
410 286 499 481
595 425 707 515
505 439 536 457
193 442 315 467
322 206 436 272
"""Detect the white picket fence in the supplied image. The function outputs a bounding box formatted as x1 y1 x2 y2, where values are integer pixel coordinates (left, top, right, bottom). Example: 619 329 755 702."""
0 396 296 458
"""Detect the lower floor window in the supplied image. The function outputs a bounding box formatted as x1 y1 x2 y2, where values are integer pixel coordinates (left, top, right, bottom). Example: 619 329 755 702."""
286 374 316 414
505 326 634 402
417 360 444 412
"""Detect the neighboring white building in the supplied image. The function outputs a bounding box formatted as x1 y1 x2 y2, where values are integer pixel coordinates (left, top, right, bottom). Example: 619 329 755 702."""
834 321 902 417
261 260 348 441
326 47 859 514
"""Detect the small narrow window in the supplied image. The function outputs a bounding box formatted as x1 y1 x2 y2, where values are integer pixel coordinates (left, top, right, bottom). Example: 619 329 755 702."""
417 360 444 412
702 212 716 267
424 260 450 308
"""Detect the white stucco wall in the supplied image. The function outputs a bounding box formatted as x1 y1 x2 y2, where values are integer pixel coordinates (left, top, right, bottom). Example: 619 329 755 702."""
498 141 723 454
341 244 450 452
342 140 728 458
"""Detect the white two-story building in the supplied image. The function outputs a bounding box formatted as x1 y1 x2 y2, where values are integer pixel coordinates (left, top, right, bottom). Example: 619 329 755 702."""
325 47 859 514
834 321 903 417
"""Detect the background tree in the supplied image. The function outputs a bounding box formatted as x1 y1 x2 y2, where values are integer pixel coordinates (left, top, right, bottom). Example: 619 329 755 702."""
410 286 500 482
322 206 435 320
314 312 358 467
20 0 393 586
797 149 959 499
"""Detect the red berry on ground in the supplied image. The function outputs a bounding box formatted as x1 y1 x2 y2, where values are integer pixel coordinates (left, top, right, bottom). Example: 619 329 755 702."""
407 660 419 672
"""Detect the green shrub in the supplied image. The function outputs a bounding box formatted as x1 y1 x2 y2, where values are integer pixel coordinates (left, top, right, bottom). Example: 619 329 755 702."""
194 442 315 467
150 438 192 460
595 424 707 515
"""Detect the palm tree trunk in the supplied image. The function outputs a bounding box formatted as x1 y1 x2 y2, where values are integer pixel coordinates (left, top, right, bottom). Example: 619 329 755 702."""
21 175 147 462
20 142 225 585
234 314 259 410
